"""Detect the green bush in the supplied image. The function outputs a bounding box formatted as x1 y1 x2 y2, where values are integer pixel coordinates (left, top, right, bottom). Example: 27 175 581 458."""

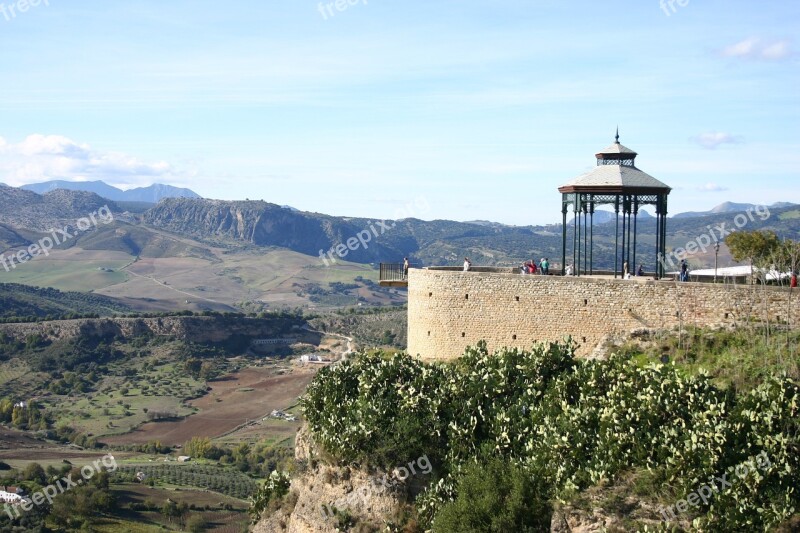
301 340 800 531
431 457 550 533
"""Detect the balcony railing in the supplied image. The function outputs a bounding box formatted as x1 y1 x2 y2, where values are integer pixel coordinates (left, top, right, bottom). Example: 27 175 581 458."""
380 263 408 285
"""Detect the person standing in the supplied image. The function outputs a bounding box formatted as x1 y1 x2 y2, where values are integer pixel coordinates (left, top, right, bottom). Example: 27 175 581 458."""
680 260 689 282
403 257 409 279
623 261 629 278
463 257 472 272
792 272 798 288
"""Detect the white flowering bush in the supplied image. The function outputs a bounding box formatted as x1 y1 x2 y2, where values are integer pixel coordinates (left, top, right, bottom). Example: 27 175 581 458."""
300 341 800 530
249 470 291 523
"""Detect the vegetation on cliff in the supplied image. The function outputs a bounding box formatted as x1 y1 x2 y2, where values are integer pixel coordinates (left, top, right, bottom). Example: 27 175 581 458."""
298 334 800 532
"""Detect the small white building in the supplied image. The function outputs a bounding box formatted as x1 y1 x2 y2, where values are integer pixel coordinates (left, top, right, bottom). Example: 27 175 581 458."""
668 265 792 284
0 487 24 505
300 354 329 364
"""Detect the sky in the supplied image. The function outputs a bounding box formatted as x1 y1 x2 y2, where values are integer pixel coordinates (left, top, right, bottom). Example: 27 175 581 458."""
0 0 798 226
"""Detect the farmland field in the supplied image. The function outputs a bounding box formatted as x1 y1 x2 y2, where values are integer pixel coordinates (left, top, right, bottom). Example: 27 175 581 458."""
101 366 316 446
2 229 403 313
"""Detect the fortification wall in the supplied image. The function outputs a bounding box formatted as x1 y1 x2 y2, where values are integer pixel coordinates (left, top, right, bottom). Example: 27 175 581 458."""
407 269 800 360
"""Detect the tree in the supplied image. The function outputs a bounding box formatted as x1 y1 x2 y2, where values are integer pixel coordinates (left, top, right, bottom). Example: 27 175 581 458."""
184 436 212 458
22 462 47 486
187 515 209 532
777 238 800 276
161 499 179 523
726 230 781 280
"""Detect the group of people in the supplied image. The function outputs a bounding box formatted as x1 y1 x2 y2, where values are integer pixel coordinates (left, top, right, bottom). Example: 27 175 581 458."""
520 258 550 275
622 261 646 279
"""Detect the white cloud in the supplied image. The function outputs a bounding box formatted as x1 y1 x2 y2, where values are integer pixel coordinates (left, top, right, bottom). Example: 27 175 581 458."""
761 41 791 60
691 132 744 150
0 134 182 188
721 38 792 60
697 183 728 192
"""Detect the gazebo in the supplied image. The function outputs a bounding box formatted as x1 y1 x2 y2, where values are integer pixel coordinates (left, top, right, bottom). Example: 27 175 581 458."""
559 132 671 279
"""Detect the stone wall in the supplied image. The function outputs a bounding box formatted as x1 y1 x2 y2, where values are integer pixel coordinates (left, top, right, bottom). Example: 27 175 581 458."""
407 268 800 360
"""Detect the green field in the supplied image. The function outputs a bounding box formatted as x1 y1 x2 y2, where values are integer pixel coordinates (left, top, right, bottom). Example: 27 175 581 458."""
1 257 131 291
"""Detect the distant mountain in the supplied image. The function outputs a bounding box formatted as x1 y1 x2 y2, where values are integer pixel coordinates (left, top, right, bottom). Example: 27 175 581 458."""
568 209 654 226
2 186 799 271
673 201 797 219
123 184 201 203
0 187 121 232
465 220 511 229
141 197 800 270
21 180 201 203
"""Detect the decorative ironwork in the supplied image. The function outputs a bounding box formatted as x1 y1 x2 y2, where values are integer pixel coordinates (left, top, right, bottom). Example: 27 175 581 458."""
559 134 670 279
597 158 636 166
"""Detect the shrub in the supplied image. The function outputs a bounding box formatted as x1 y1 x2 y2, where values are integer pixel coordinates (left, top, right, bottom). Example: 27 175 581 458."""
431 457 550 533
301 341 800 531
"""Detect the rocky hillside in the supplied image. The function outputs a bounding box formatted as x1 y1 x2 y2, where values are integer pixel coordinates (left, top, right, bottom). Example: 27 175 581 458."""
141 197 800 269
254 424 677 533
0 185 120 232
143 198 404 263
142 197 558 266
254 425 415 533
3 184 800 269
0 314 303 344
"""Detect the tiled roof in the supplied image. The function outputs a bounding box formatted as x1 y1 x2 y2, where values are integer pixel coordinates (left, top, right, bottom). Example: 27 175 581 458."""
561 164 671 190
596 142 638 156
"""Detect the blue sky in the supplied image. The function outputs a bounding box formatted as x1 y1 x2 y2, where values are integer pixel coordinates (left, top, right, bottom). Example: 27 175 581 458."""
0 0 797 225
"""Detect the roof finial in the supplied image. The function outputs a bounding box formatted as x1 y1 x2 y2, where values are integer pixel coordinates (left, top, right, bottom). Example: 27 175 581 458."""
615 126 620 144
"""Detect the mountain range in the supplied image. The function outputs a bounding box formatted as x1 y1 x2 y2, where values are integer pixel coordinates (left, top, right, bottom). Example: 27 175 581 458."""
20 180 200 203
1 184 799 270
672 201 797 219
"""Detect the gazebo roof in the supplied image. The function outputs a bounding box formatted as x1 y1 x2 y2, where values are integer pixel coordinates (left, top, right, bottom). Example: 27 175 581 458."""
596 141 638 157
559 165 672 193
559 132 671 194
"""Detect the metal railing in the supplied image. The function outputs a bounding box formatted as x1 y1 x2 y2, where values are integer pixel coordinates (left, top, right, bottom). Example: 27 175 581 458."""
380 263 409 282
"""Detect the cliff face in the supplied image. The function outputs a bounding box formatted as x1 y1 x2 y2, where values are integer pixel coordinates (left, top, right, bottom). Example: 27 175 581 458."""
0 315 302 344
255 426 684 532
142 198 399 263
254 425 410 533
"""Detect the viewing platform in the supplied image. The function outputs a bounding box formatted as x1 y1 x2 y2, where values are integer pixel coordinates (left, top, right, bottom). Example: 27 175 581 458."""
380 264 666 286
379 263 409 287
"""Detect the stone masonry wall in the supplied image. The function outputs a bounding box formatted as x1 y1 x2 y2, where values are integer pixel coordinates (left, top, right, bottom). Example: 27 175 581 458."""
407 269 800 360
